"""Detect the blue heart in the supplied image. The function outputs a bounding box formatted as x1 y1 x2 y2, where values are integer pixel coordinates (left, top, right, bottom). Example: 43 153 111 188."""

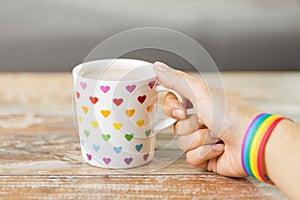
92 144 100 152
113 146 122 154
135 144 143 152
81 140 85 146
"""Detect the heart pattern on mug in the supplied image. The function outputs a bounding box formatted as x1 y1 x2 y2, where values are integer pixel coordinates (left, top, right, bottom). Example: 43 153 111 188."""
89 96 98 104
135 144 143 152
124 157 133 165
125 109 135 117
82 106 89 114
77 79 157 167
84 129 90 138
113 146 123 154
91 121 99 128
125 84 136 93
100 110 111 118
147 105 153 113
113 98 124 106
87 153 92 161
145 129 151 137
125 133 134 142
103 157 111 165
76 91 80 99
102 134 111 141
113 122 122 130
78 116 83 123
136 120 145 128
92 144 100 152
143 153 149 161
148 80 155 89
137 95 146 104
100 85 110 93
80 82 87 90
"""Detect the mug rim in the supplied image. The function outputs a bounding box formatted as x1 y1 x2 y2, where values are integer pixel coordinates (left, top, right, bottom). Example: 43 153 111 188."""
72 59 156 83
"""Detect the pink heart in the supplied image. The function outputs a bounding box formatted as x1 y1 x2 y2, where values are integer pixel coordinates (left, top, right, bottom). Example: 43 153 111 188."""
113 98 124 106
124 157 133 165
86 153 92 161
125 84 136 93
103 157 111 165
143 153 149 161
137 95 146 104
148 80 155 89
100 85 110 93
80 82 87 90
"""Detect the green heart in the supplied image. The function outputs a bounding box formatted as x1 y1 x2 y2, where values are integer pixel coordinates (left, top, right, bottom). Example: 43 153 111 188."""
145 129 151 137
84 130 90 138
102 134 111 141
125 134 134 142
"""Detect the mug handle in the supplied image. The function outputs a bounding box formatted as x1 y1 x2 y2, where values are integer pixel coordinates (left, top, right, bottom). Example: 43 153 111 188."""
152 84 194 133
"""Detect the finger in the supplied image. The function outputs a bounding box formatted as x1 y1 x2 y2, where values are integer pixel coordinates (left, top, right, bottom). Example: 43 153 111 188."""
197 161 208 171
163 92 187 120
206 157 218 173
178 129 220 152
186 143 224 166
153 62 209 106
174 114 205 135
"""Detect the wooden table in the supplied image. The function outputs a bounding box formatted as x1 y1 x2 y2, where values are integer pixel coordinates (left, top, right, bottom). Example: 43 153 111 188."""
1 72 299 199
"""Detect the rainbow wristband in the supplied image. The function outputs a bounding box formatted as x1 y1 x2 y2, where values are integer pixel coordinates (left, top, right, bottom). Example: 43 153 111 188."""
241 113 289 183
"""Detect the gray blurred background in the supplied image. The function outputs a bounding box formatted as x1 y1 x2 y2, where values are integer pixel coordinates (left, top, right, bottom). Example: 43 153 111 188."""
1 0 300 71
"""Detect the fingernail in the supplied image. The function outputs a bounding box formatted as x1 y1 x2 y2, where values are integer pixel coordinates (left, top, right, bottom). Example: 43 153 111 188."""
153 62 170 73
172 109 184 119
212 144 224 151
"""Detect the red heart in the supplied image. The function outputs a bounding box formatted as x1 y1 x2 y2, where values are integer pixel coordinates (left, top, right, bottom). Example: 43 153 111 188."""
137 95 146 104
113 98 124 106
89 96 98 104
76 91 80 99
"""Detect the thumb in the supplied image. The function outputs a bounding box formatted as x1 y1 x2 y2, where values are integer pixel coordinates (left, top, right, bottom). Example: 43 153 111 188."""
153 61 209 106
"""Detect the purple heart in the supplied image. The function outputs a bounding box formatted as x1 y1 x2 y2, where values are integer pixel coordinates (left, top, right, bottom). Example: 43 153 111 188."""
124 157 133 165
80 82 87 90
143 153 149 161
125 84 136 93
148 80 155 89
100 85 110 93
103 157 111 165
86 153 92 161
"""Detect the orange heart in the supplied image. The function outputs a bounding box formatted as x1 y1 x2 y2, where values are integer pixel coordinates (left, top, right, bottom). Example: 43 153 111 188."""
82 106 89 114
101 110 111 118
136 120 145 128
147 105 153 113
125 109 135 117
91 121 99 128
113 122 122 130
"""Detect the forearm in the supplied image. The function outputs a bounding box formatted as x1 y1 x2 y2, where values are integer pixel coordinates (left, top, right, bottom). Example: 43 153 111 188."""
265 120 300 199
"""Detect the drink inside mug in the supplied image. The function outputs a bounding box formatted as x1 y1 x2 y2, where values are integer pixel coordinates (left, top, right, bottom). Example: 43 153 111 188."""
78 59 155 81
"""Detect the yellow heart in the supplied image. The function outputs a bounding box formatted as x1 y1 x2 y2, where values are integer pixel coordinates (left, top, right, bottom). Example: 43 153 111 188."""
113 122 122 130
101 110 111 118
136 120 145 128
91 121 99 128
125 109 135 117
82 106 89 114
78 116 82 123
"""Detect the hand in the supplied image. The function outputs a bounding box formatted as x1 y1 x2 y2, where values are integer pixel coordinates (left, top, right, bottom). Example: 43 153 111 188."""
153 62 261 177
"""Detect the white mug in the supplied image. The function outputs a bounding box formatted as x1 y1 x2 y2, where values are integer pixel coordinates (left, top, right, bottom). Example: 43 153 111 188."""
72 59 184 169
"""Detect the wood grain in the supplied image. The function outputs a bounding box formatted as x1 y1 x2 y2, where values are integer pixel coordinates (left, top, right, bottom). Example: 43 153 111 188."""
1 72 299 199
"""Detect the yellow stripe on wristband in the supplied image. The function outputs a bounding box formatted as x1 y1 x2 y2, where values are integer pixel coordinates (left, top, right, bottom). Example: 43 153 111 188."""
249 115 280 181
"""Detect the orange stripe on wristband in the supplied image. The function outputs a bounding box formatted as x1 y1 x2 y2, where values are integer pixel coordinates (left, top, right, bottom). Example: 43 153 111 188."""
249 115 280 181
